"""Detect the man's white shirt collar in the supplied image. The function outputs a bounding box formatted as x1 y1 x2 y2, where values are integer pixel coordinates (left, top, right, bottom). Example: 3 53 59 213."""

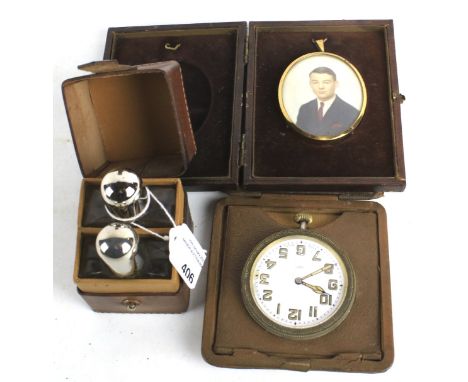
316 95 336 116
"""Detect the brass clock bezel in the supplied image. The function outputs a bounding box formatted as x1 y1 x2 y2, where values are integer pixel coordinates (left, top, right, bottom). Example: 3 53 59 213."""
241 229 356 340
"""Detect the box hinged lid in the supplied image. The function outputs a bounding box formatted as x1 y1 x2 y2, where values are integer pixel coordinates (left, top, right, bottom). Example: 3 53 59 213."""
62 60 196 179
102 21 406 196
242 20 406 194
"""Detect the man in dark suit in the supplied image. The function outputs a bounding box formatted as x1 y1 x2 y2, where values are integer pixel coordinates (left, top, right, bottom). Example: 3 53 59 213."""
296 67 360 138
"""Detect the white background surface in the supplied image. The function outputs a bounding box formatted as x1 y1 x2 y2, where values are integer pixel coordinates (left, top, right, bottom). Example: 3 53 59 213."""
3 0 468 381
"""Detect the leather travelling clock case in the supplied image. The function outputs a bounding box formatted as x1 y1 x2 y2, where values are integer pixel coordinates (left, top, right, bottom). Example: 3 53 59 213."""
99 20 404 371
203 194 392 372
62 60 196 313
103 20 405 193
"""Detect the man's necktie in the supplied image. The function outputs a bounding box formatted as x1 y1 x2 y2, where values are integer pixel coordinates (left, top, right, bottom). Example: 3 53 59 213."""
318 102 324 121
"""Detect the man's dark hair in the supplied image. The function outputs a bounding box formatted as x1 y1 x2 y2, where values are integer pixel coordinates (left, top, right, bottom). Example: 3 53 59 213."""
309 66 336 80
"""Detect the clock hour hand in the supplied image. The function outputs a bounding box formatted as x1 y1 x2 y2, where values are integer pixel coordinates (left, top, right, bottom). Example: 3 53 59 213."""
299 263 333 281
295 279 326 294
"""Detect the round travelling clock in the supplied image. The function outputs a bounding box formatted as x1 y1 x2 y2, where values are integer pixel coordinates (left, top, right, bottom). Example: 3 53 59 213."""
241 213 356 340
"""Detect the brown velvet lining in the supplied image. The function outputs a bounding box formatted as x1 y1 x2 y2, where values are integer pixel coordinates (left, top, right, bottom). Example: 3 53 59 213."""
251 25 395 178
82 184 176 228
79 234 172 279
107 28 239 178
213 205 381 359
63 71 185 177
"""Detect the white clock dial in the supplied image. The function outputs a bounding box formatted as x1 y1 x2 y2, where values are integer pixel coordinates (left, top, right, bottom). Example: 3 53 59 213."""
242 230 355 340
251 235 346 328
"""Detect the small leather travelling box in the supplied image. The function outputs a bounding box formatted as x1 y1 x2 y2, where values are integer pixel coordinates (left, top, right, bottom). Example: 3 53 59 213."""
62 60 196 313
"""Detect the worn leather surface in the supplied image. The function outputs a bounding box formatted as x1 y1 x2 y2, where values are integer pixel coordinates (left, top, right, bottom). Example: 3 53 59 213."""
216 207 380 355
101 21 405 192
62 61 195 178
248 24 395 178
105 24 245 181
202 195 393 372
78 284 190 313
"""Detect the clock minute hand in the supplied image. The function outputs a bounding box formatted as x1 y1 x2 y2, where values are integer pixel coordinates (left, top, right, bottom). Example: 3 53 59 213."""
299 264 333 281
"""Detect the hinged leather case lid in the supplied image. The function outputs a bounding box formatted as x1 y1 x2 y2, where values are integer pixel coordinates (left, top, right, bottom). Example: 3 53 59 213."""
62 60 196 178
104 22 246 189
103 20 406 194
243 20 405 193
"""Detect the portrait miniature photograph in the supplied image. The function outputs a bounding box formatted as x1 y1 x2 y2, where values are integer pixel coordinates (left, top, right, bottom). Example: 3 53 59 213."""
279 53 367 140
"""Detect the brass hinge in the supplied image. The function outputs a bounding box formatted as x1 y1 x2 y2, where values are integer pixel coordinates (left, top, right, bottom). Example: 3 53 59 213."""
238 133 246 168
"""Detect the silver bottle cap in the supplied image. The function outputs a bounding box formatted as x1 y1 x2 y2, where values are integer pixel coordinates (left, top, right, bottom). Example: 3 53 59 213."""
100 170 148 220
95 222 139 277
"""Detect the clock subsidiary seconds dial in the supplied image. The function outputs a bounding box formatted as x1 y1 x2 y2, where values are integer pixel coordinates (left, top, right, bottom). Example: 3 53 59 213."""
241 225 355 340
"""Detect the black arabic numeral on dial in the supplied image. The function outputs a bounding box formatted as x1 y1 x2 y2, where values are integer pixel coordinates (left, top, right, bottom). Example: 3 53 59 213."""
259 273 270 285
313 250 322 261
288 308 302 320
309 306 318 317
320 293 332 305
262 290 273 301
